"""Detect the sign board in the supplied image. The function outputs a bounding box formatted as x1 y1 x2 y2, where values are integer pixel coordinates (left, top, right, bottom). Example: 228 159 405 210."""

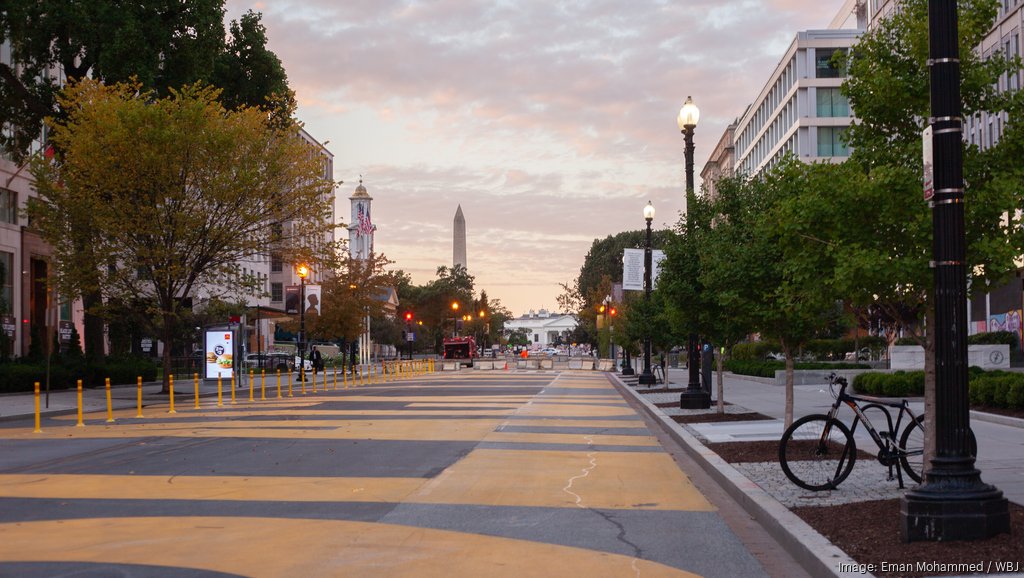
204 329 234 380
140 338 153 352
1 315 15 337
58 320 74 345
623 248 668 291
622 249 644 291
922 125 934 201
406 332 415 342
284 285 300 314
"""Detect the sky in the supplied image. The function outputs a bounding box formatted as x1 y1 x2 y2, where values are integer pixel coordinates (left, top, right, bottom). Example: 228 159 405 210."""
224 0 853 317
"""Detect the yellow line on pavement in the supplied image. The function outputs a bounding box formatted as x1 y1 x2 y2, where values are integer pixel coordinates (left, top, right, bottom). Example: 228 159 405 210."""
0 517 701 578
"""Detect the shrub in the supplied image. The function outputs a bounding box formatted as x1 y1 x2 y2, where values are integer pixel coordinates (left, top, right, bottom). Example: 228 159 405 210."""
0 356 158 393
852 371 923 397
967 331 1018 348
731 341 779 362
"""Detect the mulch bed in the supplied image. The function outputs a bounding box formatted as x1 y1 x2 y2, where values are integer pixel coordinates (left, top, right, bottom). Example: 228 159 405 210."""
793 500 1024 577
706 436 1024 575
671 412 774 424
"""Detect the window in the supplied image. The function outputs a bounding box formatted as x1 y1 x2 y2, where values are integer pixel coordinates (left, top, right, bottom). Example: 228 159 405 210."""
271 282 283 303
0 189 15 224
816 88 850 117
815 48 847 79
270 253 283 273
0 251 11 313
817 127 850 157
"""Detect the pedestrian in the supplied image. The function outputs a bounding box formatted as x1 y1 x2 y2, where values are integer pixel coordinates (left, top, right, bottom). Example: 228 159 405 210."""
310 345 323 371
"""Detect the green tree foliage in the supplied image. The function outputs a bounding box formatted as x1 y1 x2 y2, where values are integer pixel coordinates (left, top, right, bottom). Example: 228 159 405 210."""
0 2 293 162
840 0 1024 453
29 80 334 389
314 254 401 344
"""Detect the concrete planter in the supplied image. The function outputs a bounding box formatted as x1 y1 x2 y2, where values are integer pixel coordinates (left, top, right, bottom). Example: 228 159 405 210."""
441 360 461 372
539 359 553 369
890 344 1010 370
475 360 494 370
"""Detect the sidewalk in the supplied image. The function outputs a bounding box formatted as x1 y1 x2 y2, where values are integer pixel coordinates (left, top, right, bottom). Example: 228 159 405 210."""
0 368 357 421
613 368 1024 578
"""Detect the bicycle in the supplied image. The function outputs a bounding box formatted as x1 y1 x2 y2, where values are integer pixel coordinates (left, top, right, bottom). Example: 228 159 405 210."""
778 372 976 491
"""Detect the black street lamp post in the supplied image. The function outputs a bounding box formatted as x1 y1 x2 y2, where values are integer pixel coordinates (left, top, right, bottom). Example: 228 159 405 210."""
639 202 656 386
296 264 309 374
678 96 710 409
900 0 1008 541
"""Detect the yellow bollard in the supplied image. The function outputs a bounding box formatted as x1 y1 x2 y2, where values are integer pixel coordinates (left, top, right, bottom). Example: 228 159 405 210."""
343 364 349 389
136 376 144 418
194 373 200 410
230 372 236 404
333 362 338 390
358 364 364 386
33 382 41 433
261 369 267 401
323 365 328 391
168 375 177 414
301 365 307 395
217 373 223 407
76 379 84 426
276 369 282 399
287 369 293 397
249 369 254 402
312 368 318 394
105 378 115 423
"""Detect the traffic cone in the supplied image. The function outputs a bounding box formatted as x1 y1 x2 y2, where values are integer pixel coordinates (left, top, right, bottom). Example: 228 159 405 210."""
503 361 508 370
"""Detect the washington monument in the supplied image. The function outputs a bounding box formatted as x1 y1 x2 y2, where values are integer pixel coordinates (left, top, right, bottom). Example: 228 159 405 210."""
453 205 467 269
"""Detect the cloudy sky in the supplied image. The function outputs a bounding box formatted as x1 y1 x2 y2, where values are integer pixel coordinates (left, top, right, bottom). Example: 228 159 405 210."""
225 0 854 316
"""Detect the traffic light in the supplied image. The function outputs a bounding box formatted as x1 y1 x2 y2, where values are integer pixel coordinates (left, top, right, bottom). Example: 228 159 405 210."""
598 304 606 314
609 307 617 316
404 311 413 322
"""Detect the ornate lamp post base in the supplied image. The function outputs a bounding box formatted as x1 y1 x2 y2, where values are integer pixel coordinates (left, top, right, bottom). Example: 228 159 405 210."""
901 483 1009 541
679 389 710 409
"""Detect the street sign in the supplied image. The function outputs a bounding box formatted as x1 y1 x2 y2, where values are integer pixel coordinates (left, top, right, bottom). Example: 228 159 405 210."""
406 332 415 342
922 125 934 201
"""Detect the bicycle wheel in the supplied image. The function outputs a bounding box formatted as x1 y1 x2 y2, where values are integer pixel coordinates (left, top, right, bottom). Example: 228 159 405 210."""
899 415 979 484
779 414 857 491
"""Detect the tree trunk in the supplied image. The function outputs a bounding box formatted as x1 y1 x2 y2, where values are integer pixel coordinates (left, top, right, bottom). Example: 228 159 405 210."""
716 348 725 414
160 311 175 394
82 289 105 363
922 306 936 469
783 342 794 429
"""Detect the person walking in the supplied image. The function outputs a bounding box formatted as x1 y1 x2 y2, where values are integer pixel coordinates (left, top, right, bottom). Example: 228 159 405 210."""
310 345 324 371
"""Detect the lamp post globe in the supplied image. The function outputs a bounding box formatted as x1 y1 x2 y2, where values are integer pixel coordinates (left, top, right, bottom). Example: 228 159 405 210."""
677 97 710 409
638 202 657 386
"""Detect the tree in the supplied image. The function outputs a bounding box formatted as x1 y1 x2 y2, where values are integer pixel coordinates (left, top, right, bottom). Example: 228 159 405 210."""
29 80 334 391
315 254 399 344
1 2 293 359
840 0 1024 452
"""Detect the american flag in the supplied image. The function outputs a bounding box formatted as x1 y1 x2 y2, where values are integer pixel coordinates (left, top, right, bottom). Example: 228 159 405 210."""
357 204 374 236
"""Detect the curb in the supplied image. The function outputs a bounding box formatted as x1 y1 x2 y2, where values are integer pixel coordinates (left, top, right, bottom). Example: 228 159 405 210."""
610 375 872 578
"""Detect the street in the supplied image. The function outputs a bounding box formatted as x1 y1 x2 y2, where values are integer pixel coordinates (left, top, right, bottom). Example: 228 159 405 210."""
0 370 805 577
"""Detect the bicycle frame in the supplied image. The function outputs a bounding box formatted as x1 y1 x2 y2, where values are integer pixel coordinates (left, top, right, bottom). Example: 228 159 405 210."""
824 375 922 487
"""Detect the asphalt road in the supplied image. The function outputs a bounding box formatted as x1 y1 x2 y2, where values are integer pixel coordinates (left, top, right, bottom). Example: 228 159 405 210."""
0 370 808 577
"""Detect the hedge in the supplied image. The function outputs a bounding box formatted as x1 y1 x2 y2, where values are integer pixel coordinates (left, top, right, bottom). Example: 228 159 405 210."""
853 371 925 397
851 369 1024 410
724 359 869 378
0 357 159 394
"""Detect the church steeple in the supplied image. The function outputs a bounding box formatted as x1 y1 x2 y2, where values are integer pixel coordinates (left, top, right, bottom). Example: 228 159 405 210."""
348 178 375 261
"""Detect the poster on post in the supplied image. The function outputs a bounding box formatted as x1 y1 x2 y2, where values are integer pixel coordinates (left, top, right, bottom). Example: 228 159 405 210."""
204 329 234 380
622 249 667 291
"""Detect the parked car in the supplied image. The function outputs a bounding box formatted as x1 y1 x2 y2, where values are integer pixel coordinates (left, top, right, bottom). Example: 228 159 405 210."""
540 347 559 356
244 352 296 372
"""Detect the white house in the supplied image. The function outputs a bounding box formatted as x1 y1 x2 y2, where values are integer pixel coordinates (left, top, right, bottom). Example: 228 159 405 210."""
503 309 577 348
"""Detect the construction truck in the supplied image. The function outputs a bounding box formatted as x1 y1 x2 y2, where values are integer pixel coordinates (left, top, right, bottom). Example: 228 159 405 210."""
442 336 477 367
